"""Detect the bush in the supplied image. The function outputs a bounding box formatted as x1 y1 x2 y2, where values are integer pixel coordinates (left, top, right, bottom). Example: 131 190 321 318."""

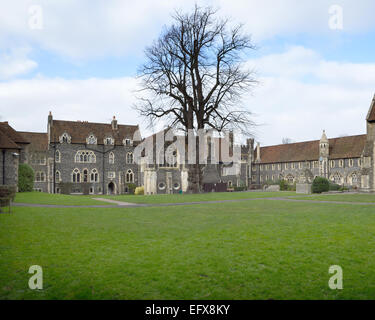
329 183 340 191
127 183 136 195
134 186 144 195
18 164 34 192
312 177 330 193
234 186 246 192
288 182 296 191
279 179 289 191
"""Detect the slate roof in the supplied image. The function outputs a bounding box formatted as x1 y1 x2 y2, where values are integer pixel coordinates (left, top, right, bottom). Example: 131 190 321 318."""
18 132 48 151
257 134 366 164
49 119 140 146
0 130 20 149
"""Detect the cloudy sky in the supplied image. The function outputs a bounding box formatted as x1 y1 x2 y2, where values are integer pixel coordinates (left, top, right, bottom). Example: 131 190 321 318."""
1 0 375 146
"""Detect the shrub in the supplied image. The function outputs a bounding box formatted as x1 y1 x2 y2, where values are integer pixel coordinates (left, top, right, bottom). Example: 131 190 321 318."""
288 182 296 191
279 179 289 191
18 164 34 192
234 186 246 192
329 183 340 191
127 183 136 195
0 185 17 211
312 177 330 193
134 186 144 195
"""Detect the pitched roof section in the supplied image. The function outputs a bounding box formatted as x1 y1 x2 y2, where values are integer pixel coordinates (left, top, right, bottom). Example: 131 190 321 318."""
0 122 30 145
367 94 375 122
18 132 48 151
257 134 366 164
0 130 20 149
50 120 140 146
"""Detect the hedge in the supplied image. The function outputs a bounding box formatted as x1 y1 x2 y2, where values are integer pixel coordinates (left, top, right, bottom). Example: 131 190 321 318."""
18 164 35 192
312 177 330 193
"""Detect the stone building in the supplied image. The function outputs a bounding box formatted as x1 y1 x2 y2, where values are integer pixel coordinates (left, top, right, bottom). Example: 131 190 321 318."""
2 94 375 194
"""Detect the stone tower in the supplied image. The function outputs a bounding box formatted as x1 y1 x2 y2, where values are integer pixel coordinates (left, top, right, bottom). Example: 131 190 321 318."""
319 130 329 178
360 94 375 192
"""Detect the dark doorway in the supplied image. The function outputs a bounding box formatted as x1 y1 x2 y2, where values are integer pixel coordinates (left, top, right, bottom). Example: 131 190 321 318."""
108 182 115 195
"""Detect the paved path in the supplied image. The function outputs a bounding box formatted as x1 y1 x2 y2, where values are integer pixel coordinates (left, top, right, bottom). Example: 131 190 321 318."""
13 196 375 208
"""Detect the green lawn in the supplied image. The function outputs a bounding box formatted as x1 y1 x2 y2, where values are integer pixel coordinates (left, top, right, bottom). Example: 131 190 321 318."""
290 193 375 203
1 200 375 299
95 191 297 204
14 192 107 206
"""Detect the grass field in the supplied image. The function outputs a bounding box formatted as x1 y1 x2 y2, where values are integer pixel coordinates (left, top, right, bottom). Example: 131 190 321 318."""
291 193 375 203
1 198 375 299
94 191 297 204
14 192 107 206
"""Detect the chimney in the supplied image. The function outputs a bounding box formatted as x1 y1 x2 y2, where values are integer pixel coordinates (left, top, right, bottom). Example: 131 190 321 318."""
256 142 261 162
47 111 53 145
111 116 118 130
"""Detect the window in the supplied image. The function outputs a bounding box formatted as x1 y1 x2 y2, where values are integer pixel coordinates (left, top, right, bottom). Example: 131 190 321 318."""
291 163 295 169
59 132 71 144
55 170 61 182
278 164 281 170
104 137 114 145
349 159 354 167
272 164 275 171
285 163 289 169
313 161 319 168
89 187 94 194
123 138 132 146
33 188 42 192
86 134 97 145
260 165 263 171
299 162 302 169
330 160 335 168
252 166 256 172
173 182 180 190
31 153 46 165
109 152 115 164
252 175 256 182
35 171 45 182
55 150 61 163
330 172 342 184
83 169 88 182
90 169 99 182
72 168 80 183
228 181 233 187
75 150 96 163
286 174 294 184
339 159 344 168
260 176 263 182
306 162 310 169
126 169 134 183
158 182 166 190
108 171 115 179
126 152 133 164
359 158 364 167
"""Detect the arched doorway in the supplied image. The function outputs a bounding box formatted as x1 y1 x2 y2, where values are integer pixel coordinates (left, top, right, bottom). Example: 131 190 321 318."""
108 182 115 195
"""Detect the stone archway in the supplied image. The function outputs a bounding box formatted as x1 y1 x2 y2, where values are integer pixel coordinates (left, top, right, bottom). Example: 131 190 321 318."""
108 182 115 195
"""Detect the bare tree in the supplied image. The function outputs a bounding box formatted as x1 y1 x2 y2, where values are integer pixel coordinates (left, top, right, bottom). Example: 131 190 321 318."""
136 5 257 193
282 137 293 144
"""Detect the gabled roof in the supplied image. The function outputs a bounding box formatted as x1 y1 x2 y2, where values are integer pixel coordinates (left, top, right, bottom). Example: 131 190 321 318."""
50 119 140 146
366 94 375 122
257 134 366 164
0 130 20 149
18 132 48 151
0 122 29 145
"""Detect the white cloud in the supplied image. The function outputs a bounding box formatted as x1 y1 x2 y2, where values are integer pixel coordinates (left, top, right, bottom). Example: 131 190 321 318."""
244 46 375 145
0 76 147 134
0 47 37 79
0 0 374 59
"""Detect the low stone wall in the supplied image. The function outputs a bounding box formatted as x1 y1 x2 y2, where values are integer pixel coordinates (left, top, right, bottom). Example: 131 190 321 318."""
296 183 312 194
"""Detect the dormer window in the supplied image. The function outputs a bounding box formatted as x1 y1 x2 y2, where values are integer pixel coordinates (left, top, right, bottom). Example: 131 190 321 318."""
104 137 114 145
86 134 97 145
59 132 71 144
123 138 132 146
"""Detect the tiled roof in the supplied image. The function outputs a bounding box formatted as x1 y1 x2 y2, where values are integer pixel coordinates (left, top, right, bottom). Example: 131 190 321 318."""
18 132 48 151
50 120 140 146
0 122 29 145
0 130 20 149
257 134 366 164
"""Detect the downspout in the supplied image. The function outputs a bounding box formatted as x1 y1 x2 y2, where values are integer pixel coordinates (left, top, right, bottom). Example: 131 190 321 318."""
53 142 56 193
102 144 105 194
2 150 5 185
